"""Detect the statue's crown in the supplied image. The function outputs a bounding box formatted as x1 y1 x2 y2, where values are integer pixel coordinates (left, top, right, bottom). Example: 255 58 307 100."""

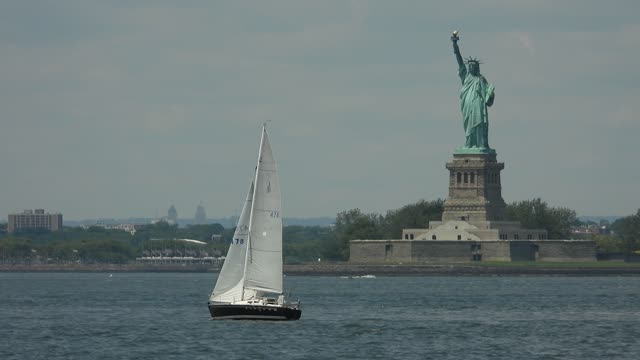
465 56 482 65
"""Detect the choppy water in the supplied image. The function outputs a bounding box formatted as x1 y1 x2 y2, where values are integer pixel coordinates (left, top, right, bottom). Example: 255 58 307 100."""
1 273 639 360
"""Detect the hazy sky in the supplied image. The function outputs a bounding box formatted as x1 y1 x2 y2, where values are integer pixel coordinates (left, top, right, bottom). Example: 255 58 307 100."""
1 1 639 220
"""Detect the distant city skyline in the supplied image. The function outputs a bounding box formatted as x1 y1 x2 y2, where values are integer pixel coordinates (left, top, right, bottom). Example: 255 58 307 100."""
60 215 336 228
1 2 639 220
51 213 624 225
0 212 623 227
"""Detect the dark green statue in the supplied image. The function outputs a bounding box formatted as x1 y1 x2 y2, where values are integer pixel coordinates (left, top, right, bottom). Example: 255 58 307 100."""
451 31 495 151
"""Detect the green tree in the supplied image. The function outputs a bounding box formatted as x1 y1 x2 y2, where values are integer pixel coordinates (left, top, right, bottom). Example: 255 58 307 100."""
283 225 334 264
45 242 78 264
87 226 107 233
0 237 33 264
611 209 640 255
381 199 444 238
592 234 624 255
505 198 578 239
326 209 383 260
78 239 135 264
131 221 178 246
180 224 224 242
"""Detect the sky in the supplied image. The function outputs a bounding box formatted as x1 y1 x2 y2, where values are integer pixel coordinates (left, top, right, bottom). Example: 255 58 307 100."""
1 1 639 221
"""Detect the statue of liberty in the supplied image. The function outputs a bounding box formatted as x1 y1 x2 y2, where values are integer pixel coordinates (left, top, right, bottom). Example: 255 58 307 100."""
451 31 495 151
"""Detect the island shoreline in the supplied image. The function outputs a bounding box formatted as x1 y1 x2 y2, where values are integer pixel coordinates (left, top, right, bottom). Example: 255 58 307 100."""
2 263 640 276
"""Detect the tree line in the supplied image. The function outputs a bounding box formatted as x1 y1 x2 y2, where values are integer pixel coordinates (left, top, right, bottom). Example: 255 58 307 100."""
1 199 639 264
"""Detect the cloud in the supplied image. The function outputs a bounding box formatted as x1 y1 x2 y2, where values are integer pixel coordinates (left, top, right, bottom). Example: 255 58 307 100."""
509 32 536 54
607 102 639 128
143 105 189 133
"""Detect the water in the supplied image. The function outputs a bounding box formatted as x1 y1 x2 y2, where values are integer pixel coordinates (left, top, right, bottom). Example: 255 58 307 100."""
1 273 639 360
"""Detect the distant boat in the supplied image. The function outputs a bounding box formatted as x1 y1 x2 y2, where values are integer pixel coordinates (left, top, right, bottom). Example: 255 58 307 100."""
207 125 301 321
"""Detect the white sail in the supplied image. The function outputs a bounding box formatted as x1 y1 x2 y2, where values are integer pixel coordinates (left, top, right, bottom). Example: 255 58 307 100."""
210 125 283 303
245 127 283 294
209 181 254 303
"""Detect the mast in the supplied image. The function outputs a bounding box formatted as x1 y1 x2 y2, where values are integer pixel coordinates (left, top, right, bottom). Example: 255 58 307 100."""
241 124 267 300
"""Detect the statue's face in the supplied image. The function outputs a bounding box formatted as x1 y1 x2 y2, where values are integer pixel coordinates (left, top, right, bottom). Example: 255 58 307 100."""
468 62 480 75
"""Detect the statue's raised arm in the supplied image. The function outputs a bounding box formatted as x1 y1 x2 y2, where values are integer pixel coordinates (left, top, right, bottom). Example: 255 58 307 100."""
451 31 466 82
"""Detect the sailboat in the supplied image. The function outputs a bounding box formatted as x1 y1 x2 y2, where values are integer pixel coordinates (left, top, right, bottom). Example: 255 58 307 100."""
207 125 301 321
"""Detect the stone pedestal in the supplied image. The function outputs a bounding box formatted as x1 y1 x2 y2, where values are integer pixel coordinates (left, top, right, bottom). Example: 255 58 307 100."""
442 152 506 222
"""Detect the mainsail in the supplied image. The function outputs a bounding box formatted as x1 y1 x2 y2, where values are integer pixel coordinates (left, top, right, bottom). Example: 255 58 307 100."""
245 128 283 294
209 125 283 303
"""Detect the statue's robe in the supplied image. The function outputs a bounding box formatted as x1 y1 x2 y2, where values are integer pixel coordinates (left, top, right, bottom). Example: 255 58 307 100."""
459 66 494 148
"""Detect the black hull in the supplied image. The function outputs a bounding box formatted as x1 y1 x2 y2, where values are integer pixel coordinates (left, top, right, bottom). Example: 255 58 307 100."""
208 303 301 321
